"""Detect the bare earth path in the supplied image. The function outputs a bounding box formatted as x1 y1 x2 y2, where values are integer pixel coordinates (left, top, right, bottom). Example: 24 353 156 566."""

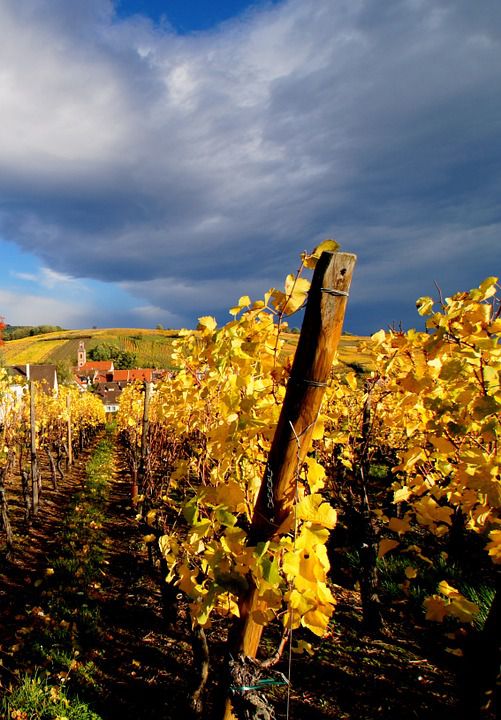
86 449 194 720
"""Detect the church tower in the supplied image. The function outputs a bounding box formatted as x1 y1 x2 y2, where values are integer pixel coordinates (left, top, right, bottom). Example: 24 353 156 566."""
77 341 86 369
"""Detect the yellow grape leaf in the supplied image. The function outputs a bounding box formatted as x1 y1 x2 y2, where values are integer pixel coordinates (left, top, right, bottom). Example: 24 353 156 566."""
297 549 322 584
189 519 212 541
439 358 466 381
477 276 498 300
416 296 434 316
345 372 357 391
260 556 281 587
486 529 501 563
282 275 310 315
229 295 252 316
311 417 325 441
215 507 237 527
271 289 286 311
449 595 480 623
302 239 340 269
446 647 464 657
197 316 217 332
296 525 330 550
482 365 499 392
437 580 459 598
251 609 272 626
371 329 386 344
289 588 312 615
282 550 300 578
394 486 412 503
378 538 400 558
302 606 332 636
472 395 501 421
316 581 335 605
430 436 455 454
292 640 314 655
296 494 337 528
158 534 178 558
387 515 412 534
415 497 453 527
423 594 448 622
177 565 197 596
216 481 246 511
259 587 283 611
304 456 326 492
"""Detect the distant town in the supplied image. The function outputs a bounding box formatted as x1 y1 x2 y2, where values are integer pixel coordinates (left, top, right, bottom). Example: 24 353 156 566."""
5 340 170 414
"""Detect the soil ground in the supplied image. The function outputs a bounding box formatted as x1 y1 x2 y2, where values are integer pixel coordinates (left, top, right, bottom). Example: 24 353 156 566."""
0 434 477 719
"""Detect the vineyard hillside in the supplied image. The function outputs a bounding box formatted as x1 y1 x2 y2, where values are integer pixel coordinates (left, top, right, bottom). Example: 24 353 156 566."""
0 326 372 371
0 328 181 370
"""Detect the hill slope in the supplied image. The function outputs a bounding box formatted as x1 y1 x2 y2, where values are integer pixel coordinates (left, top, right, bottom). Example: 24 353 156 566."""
1 328 180 370
1 327 372 371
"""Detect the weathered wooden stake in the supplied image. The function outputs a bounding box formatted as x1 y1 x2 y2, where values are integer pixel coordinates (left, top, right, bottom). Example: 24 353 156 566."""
224 250 356 719
30 381 39 516
137 380 153 497
66 393 73 467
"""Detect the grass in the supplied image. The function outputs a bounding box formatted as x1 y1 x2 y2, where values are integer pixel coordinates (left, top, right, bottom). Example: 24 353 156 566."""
1 673 103 720
375 552 496 629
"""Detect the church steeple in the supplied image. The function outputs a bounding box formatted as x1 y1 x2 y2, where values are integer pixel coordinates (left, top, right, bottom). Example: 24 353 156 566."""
77 341 86 369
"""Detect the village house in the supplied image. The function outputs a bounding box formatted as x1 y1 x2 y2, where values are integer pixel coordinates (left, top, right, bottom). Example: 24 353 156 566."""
73 341 166 412
93 382 122 414
6 364 59 396
1 364 59 422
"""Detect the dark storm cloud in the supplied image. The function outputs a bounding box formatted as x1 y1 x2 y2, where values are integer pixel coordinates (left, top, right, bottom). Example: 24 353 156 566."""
0 0 499 330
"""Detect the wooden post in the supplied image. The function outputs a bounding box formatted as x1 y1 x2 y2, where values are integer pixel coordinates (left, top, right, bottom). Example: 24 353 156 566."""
0 464 14 551
137 381 152 497
30 381 39 516
224 251 356 718
66 393 73 467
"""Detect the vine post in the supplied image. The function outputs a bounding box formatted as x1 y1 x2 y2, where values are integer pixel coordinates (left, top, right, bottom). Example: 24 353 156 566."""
137 380 153 497
224 250 356 719
30 381 39 516
66 393 73 467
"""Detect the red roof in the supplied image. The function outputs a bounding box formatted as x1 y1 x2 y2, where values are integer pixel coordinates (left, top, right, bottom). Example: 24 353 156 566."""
79 361 114 373
113 369 153 382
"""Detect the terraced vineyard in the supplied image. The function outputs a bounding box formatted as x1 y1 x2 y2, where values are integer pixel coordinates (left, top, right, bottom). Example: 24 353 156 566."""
0 328 181 369
1 326 372 372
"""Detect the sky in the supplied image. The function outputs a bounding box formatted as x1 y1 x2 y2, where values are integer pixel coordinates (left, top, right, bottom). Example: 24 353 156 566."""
0 0 500 334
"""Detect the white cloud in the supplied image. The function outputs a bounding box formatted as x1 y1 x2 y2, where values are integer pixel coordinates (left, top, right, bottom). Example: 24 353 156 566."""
0 289 88 327
10 266 88 291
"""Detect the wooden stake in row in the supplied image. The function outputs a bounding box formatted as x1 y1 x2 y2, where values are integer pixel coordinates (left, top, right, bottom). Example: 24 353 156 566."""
224 250 356 718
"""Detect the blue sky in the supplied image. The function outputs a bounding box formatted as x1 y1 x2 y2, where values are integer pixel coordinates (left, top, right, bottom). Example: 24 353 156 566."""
0 0 499 333
115 1 279 32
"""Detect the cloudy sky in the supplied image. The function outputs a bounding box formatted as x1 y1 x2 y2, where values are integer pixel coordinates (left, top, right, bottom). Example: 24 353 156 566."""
0 0 499 333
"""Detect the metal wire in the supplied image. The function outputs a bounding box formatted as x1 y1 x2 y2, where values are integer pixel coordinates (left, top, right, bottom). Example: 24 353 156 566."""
289 377 328 388
320 287 349 297
285 418 304 720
